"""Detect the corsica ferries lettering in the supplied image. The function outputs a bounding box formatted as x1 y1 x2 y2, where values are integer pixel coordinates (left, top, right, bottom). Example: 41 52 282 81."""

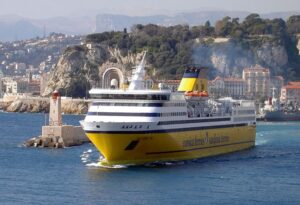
182 134 230 147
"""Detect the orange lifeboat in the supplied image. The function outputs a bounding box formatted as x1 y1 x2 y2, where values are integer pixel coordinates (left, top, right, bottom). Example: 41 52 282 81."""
199 91 208 97
185 91 193 96
185 91 208 97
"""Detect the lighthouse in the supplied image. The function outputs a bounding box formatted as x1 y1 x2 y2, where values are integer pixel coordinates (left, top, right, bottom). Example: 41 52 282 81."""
49 90 62 126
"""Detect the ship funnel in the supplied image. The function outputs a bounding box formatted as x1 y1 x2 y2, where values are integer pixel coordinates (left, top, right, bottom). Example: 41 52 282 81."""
128 51 147 90
177 66 208 92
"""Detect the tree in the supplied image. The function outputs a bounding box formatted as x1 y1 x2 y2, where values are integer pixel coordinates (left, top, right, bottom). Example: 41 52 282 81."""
269 18 286 37
286 15 300 34
215 16 233 37
242 13 266 35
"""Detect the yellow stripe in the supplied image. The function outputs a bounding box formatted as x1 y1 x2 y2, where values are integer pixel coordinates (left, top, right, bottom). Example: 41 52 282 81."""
177 78 197 91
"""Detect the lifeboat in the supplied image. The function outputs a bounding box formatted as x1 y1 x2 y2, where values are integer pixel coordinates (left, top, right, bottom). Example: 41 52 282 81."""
185 91 193 96
185 91 208 97
199 91 208 97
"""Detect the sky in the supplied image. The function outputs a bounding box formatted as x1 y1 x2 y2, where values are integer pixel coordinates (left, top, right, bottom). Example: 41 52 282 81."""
0 0 300 19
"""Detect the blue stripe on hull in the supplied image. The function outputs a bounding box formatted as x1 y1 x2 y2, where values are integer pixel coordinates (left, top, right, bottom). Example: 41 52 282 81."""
85 123 250 134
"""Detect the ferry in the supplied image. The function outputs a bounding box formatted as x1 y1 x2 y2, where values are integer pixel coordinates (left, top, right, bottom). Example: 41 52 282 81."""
80 52 256 166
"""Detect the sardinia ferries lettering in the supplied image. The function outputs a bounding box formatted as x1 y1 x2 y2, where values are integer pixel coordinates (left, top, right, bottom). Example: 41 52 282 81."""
182 133 229 147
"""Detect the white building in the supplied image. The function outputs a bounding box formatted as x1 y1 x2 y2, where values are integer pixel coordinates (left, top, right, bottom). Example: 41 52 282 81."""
270 76 284 98
4 79 28 94
209 76 246 99
243 65 270 99
224 77 246 99
280 82 300 105
208 77 225 98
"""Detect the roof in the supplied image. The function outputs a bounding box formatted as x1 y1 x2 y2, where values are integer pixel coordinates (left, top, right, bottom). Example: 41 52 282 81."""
243 65 269 73
211 76 222 82
282 85 300 89
288 82 300 86
210 76 245 83
224 77 245 82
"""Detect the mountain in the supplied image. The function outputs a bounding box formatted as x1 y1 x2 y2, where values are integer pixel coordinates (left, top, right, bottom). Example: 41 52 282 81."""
95 14 167 32
94 11 300 32
0 19 43 41
43 14 300 97
30 16 96 35
0 15 95 42
261 11 300 20
1 11 300 42
94 11 252 32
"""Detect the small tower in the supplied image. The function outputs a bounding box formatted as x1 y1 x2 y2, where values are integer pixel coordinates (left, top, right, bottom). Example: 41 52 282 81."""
49 90 62 126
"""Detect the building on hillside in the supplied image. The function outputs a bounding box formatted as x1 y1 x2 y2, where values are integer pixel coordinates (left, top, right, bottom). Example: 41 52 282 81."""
40 72 50 96
242 65 270 99
27 81 40 95
0 69 4 98
208 77 225 98
0 79 3 98
280 83 300 105
4 79 28 94
208 76 246 99
270 76 284 98
223 77 246 99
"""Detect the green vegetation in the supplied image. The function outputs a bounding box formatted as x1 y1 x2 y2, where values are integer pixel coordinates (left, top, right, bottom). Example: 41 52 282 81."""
84 14 300 80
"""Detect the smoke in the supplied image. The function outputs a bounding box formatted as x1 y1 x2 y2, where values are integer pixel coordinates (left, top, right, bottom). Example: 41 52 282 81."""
191 36 294 80
191 39 257 78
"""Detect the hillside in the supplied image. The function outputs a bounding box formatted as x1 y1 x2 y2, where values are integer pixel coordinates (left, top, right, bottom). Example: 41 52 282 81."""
1 11 300 42
44 14 300 97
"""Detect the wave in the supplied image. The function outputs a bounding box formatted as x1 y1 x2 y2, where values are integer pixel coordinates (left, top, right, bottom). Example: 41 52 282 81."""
80 148 99 165
80 148 188 169
255 138 269 146
87 162 129 169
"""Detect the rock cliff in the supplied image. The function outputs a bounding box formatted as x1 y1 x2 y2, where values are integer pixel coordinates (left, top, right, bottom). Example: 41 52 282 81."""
193 37 289 77
43 45 145 97
43 45 101 97
43 34 298 97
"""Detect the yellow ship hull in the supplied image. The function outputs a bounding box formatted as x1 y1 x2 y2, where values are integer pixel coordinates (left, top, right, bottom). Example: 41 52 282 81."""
86 124 256 166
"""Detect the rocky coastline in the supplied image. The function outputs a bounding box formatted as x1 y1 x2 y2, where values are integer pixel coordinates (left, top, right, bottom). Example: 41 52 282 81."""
0 97 89 114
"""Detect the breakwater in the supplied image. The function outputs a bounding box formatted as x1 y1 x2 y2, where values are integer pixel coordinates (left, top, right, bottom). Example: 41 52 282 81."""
0 96 90 114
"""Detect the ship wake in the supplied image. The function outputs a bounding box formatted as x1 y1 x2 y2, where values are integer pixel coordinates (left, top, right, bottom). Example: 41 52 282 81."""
80 149 128 169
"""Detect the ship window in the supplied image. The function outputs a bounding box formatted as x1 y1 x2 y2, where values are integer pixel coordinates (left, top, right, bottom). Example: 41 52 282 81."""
96 125 100 128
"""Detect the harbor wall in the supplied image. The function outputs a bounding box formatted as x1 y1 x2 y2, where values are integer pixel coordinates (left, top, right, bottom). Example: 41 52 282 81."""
42 125 88 147
0 96 90 114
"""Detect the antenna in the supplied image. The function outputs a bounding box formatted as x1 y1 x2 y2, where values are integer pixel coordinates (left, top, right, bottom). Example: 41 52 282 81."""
128 51 147 90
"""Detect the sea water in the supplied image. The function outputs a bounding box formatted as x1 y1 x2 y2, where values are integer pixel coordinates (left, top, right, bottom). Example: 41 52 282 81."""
0 112 300 205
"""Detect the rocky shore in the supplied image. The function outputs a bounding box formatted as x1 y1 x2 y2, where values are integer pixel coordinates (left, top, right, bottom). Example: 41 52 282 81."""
23 136 65 148
0 97 90 114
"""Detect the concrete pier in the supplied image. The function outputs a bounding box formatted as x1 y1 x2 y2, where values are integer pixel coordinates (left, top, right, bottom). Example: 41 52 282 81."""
24 91 89 148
